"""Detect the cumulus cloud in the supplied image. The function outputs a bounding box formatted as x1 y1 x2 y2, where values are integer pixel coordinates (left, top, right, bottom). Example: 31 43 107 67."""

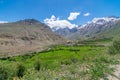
44 15 78 30
84 12 90 16
68 12 80 20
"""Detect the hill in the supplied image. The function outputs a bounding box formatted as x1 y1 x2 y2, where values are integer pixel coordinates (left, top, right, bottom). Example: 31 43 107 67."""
0 19 65 57
93 23 120 39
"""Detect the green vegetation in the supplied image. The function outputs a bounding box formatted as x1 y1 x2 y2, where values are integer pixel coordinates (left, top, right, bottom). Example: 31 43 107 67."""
95 24 120 40
0 65 8 80
34 60 41 71
16 64 26 78
89 63 113 80
77 38 112 45
0 40 120 80
108 39 120 54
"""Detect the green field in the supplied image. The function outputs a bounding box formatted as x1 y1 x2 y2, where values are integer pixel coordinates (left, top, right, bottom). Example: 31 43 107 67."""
0 41 120 80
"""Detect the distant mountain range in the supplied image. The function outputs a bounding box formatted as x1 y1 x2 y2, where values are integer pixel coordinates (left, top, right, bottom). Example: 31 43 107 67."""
51 16 120 40
0 19 65 56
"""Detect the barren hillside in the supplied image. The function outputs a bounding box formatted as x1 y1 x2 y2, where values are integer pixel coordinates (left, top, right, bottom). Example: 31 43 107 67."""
0 19 65 57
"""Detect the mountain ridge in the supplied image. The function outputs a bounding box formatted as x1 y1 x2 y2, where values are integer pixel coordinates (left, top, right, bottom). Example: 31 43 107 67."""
0 19 65 57
51 16 120 40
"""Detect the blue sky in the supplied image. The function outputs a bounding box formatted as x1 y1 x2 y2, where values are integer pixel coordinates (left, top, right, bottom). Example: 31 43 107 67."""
0 0 120 25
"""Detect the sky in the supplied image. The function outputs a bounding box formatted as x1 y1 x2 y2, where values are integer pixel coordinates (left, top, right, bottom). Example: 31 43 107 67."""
0 0 120 28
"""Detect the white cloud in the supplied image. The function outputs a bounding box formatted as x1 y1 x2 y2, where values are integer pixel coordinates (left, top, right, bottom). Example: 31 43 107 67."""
68 12 80 20
84 12 90 16
44 15 78 30
0 21 8 23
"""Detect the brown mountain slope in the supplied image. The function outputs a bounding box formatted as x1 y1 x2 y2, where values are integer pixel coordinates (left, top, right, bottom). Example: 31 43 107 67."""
0 19 65 57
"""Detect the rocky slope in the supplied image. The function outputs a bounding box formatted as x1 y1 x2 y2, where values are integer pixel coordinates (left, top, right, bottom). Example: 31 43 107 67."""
0 19 65 57
54 27 78 37
73 16 120 40
54 16 120 40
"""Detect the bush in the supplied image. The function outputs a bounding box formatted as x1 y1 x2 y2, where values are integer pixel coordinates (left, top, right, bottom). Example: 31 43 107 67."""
71 58 78 63
61 60 72 65
34 60 41 71
0 65 8 80
16 64 26 78
108 39 120 54
89 63 113 80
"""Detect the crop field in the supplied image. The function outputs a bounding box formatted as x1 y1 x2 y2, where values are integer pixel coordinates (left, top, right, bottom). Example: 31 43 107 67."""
0 40 120 80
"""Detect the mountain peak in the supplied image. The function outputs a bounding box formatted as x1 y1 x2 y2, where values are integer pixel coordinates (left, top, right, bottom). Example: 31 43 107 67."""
88 16 120 25
16 19 40 24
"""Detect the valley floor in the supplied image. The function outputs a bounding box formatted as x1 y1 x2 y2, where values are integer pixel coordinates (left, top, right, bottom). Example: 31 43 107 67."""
0 40 120 80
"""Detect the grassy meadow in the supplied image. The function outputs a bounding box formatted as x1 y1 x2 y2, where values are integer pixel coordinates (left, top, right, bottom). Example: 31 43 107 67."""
0 39 120 80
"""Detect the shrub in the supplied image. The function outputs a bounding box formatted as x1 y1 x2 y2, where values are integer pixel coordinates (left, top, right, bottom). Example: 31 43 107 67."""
61 60 72 65
71 58 78 63
8 57 16 61
89 63 113 80
94 56 119 64
16 64 26 78
34 60 41 71
0 65 8 80
108 39 120 54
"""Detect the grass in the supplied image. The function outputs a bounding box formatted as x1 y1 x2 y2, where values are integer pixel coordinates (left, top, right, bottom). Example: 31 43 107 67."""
0 43 120 80
77 38 112 46
88 63 114 80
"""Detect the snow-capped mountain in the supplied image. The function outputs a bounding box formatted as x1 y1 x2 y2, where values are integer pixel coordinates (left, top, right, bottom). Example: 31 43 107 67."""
77 16 120 34
51 16 120 40
90 16 119 24
69 16 120 40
